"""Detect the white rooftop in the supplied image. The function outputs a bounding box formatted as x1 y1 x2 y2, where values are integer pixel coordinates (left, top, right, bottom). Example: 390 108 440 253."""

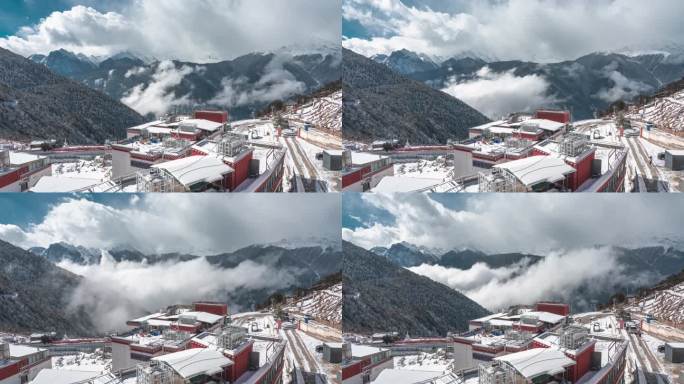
180 119 224 132
351 152 387 165
152 156 233 188
666 149 684 156
31 369 100 384
351 344 386 358
373 369 440 384
180 311 224 324
522 119 566 132
9 344 43 357
495 348 575 379
9 152 43 165
130 312 166 323
372 176 442 193
523 311 566 324
153 348 233 379
471 313 508 323
494 156 575 187
30 176 100 193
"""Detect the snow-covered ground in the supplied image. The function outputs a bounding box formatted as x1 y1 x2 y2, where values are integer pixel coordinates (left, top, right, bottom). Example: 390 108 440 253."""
51 158 111 181
394 158 452 180
284 283 342 326
285 90 342 133
51 350 111 373
393 350 453 373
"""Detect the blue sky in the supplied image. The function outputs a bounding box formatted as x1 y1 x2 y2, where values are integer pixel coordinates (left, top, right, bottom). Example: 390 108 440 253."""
0 0 340 61
342 0 684 63
0 194 133 229
342 194 684 254
0 194 340 254
0 0 123 36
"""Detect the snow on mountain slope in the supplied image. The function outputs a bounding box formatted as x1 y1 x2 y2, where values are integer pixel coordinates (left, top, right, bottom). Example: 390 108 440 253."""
626 88 684 132
284 283 342 326
632 282 684 323
285 89 342 132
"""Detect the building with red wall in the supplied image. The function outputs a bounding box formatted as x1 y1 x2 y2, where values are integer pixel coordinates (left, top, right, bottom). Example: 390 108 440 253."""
194 110 229 124
536 302 571 317
193 302 229 317
536 109 571 124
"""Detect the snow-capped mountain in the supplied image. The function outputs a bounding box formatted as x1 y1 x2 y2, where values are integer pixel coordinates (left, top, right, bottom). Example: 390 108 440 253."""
29 48 341 120
371 49 439 75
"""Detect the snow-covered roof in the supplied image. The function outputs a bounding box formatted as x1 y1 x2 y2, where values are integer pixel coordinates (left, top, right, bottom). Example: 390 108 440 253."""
31 369 100 384
488 319 516 327
351 152 387 165
667 342 684 349
351 344 386 358
146 319 173 327
152 156 233 187
9 344 43 357
373 369 441 384
179 311 224 324
324 149 344 156
494 156 575 187
523 311 566 324
495 348 575 379
180 119 224 132
9 152 43 165
372 176 443 193
470 120 507 131
30 176 100 193
128 120 164 131
471 313 508 323
666 149 684 156
152 348 233 379
130 312 166 323
523 119 565 132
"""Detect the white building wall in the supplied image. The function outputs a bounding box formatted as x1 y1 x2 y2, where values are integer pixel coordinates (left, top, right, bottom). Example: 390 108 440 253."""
452 150 474 179
26 359 51 381
110 150 133 180
0 181 21 192
451 342 475 371
111 342 133 371
369 167 394 190
26 166 52 188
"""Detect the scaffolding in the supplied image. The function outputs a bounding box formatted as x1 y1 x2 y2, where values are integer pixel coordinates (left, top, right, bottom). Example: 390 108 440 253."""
478 169 526 193
0 149 9 169
136 168 185 193
217 133 246 157
558 134 589 157
136 360 175 384
217 325 248 350
559 326 589 350
479 361 520 384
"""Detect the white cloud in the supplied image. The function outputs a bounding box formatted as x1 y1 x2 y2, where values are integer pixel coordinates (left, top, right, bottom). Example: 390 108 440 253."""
408 247 651 311
210 56 307 107
442 67 556 119
61 252 297 331
343 194 684 254
343 0 684 63
120 61 197 116
0 0 341 62
0 195 340 255
595 62 653 103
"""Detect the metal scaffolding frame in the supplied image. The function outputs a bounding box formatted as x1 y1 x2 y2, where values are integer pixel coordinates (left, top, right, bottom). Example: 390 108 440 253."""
478 168 526 193
136 360 175 384
479 361 521 384
558 134 589 157
136 168 185 193
217 325 248 350
559 326 589 350
217 133 247 158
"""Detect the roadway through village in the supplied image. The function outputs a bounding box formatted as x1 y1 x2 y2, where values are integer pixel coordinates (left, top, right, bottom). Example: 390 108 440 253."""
284 137 327 193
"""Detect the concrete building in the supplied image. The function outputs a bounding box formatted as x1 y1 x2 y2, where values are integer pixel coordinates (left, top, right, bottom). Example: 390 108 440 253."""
342 151 394 192
665 342 684 363
665 150 684 171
